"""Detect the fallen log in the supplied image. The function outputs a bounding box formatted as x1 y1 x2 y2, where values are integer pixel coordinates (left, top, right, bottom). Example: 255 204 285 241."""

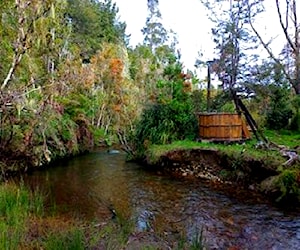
281 150 300 167
268 141 300 167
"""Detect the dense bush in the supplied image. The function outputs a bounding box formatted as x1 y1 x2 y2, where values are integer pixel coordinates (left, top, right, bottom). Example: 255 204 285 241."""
290 96 300 131
266 85 293 130
133 99 198 158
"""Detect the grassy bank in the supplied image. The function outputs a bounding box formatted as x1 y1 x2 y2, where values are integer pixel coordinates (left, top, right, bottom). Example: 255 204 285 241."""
146 129 299 168
144 130 300 204
146 139 288 168
0 182 205 249
0 182 92 249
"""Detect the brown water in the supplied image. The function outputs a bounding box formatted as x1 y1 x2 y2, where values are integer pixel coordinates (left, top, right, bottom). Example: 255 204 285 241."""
22 151 300 249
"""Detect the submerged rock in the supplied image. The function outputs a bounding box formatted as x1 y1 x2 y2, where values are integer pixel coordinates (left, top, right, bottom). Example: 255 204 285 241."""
107 149 121 154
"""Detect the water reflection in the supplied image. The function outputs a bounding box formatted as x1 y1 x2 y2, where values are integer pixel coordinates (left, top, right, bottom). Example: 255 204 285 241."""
22 151 300 249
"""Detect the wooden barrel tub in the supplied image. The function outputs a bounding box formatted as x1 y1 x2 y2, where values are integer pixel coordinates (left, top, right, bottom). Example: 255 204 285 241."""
198 112 244 141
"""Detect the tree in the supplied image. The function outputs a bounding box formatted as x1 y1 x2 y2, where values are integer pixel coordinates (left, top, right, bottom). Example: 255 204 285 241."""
247 0 300 95
137 0 182 104
142 0 169 52
66 0 127 60
201 0 260 92
0 0 64 89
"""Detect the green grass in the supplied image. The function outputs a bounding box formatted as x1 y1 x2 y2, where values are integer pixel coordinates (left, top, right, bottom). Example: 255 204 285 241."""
0 182 88 249
0 182 44 250
146 137 286 167
43 228 86 250
146 130 300 204
0 183 160 249
264 129 300 148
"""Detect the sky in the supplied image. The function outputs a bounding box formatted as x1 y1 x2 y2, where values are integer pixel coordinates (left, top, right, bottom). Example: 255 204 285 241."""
115 0 213 71
114 0 295 77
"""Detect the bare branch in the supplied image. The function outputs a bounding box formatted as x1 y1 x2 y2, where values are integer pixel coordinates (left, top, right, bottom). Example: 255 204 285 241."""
276 0 296 52
292 0 298 55
247 1 294 85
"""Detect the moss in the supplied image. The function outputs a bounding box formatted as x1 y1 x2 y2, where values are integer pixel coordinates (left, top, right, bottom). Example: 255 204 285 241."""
275 169 300 202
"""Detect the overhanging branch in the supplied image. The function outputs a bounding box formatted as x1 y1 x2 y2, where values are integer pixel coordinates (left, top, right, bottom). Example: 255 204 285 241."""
247 1 294 86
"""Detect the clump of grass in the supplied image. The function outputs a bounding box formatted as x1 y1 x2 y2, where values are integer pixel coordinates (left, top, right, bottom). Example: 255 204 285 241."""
0 181 44 249
189 227 205 250
95 214 135 249
175 225 206 250
275 169 300 202
43 228 86 250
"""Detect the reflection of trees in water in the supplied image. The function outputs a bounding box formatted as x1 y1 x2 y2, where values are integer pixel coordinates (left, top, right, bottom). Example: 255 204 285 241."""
21 153 300 249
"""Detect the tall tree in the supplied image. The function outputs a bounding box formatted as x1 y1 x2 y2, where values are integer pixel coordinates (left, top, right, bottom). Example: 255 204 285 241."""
201 0 259 91
0 0 62 89
247 0 300 95
66 0 127 60
142 0 168 52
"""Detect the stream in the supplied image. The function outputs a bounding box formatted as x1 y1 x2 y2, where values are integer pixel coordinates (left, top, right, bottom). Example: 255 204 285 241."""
21 150 300 249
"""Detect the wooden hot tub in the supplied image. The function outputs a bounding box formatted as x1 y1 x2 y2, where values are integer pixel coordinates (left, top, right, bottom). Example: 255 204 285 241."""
198 112 245 141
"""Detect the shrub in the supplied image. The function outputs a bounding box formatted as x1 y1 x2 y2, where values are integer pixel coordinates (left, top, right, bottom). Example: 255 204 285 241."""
275 169 300 203
290 96 300 131
133 99 198 157
266 85 293 130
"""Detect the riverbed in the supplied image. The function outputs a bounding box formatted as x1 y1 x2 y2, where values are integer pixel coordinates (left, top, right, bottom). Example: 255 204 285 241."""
21 150 300 249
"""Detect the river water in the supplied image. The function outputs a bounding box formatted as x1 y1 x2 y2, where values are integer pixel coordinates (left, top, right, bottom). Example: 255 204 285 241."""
21 151 300 249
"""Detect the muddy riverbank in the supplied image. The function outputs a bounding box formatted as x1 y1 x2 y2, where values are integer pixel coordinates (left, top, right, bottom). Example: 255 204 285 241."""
145 147 300 205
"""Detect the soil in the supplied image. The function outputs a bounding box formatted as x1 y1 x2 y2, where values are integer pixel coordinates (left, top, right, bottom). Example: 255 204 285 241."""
144 148 297 204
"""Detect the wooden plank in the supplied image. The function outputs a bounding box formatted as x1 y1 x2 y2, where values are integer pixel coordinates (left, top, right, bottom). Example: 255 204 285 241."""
242 119 251 139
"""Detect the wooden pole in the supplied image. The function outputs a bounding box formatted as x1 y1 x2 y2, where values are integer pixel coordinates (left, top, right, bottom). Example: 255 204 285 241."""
207 61 212 112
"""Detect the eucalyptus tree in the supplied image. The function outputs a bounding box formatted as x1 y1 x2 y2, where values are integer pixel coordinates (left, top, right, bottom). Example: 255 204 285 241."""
247 0 300 95
142 0 168 52
66 0 127 61
201 0 260 92
139 0 182 104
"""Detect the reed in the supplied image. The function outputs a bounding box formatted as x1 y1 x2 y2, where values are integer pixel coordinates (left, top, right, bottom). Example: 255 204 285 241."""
0 181 44 249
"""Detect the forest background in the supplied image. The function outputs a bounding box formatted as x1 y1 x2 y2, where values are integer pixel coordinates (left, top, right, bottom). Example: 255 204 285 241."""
0 0 299 175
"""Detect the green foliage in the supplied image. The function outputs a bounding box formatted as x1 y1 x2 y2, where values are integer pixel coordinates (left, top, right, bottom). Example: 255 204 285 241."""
191 89 206 113
266 84 293 130
59 93 94 122
190 227 205 250
43 229 86 250
0 182 44 249
210 90 235 112
290 111 300 132
0 91 98 170
275 169 300 203
66 0 127 59
0 0 137 173
290 96 300 131
133 98 198 157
